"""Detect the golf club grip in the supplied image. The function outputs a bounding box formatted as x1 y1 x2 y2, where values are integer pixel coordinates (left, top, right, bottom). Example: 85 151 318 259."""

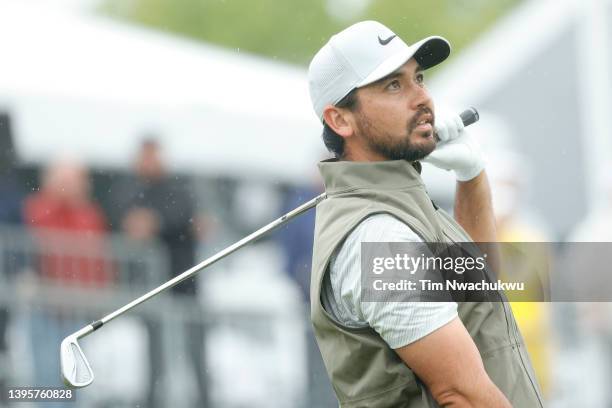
433 107 479 142
460 107 479 127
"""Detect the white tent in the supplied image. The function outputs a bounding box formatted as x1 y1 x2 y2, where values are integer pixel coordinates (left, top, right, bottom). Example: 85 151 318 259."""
0 1 324 182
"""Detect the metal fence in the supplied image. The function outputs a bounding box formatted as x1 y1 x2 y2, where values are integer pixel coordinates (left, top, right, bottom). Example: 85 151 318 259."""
0 225 337 408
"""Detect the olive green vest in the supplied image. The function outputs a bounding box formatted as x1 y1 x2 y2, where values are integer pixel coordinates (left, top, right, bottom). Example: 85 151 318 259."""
310 159 543 407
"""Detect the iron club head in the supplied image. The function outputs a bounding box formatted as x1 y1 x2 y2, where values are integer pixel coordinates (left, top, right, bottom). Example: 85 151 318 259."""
60 334 94 388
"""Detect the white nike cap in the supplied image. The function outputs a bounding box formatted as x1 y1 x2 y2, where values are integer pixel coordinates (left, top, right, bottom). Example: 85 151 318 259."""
308 20 451 120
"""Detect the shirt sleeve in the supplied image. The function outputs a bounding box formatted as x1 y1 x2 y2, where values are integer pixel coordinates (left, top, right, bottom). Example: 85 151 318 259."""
329 213 458 349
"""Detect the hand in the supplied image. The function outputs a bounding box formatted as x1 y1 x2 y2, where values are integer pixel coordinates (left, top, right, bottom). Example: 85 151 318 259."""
122 207 160 241
423 113 485 181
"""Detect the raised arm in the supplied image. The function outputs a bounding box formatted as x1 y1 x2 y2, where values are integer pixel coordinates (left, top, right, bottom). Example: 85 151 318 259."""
454 170 497 242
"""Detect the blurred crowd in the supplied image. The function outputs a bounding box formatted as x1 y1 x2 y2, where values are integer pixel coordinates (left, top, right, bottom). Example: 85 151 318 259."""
0 114 207 406
0 112 323 407
1 108 612 407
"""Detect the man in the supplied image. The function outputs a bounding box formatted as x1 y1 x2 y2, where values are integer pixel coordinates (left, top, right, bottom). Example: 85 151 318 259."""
308 21 543 407
109 138 207 408
111 138 198 294
0 112 25 403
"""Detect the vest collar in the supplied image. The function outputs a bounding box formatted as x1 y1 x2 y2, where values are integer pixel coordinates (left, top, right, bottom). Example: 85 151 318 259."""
318 159 425 192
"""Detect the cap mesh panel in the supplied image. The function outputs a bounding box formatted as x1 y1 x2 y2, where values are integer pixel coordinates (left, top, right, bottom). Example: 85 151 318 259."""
317 54 345 93
311 46 347 110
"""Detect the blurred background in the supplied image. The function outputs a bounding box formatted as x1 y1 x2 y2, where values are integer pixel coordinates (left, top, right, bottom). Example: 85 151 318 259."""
0 0 611 406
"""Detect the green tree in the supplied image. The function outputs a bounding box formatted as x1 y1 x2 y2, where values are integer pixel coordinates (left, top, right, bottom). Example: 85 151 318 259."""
101 0 522 66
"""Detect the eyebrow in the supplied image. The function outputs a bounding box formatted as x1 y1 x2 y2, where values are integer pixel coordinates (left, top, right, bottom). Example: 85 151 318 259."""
370 64 424 87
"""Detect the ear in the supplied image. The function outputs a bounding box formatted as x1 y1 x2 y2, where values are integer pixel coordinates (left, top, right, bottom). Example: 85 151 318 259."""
322 105 355 139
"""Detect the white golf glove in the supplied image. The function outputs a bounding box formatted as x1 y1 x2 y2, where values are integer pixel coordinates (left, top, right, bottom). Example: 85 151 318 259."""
423 112 485 181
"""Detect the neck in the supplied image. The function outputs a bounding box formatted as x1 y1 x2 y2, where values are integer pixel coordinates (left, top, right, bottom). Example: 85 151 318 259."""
343 143 387 162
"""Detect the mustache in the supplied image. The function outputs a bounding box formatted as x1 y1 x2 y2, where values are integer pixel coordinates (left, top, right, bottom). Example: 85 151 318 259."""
408 107 434 133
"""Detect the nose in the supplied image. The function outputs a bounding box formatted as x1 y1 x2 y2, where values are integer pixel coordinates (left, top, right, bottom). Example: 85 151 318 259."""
410 83 432 111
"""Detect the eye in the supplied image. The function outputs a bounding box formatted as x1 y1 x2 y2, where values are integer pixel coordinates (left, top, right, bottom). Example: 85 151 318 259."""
415 72 425 85
386 79 401 90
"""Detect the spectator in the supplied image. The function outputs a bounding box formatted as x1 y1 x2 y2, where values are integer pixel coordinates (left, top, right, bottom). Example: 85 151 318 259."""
110 138 206 408
24 160 112 286
0 113 24 230
23 159 112 394
0 112 26 403
276 181 322 301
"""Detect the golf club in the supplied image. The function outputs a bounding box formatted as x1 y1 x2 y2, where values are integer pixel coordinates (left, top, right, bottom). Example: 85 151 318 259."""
60 107 479 388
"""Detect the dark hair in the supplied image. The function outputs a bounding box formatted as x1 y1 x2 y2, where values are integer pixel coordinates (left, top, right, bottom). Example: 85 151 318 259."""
322 88 359 158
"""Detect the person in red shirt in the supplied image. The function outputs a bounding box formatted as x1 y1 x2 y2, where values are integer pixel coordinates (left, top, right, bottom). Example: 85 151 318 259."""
23 159 113 392
23 159 113 287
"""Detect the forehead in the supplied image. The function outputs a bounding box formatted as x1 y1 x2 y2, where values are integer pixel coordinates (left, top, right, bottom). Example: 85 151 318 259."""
358 58 421 93
399 58 421 73
375 58 421 83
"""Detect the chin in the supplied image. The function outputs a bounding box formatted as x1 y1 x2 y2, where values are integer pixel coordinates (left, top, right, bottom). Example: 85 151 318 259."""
411 133 436 153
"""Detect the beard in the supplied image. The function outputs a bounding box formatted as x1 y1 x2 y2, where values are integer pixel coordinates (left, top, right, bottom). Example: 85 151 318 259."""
355 108 436 162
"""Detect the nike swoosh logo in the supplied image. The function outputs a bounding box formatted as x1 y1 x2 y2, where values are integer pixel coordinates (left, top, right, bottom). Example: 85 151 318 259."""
378 34 396 45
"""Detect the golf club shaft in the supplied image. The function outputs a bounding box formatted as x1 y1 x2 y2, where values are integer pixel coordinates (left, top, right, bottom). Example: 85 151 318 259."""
77 192 327 339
